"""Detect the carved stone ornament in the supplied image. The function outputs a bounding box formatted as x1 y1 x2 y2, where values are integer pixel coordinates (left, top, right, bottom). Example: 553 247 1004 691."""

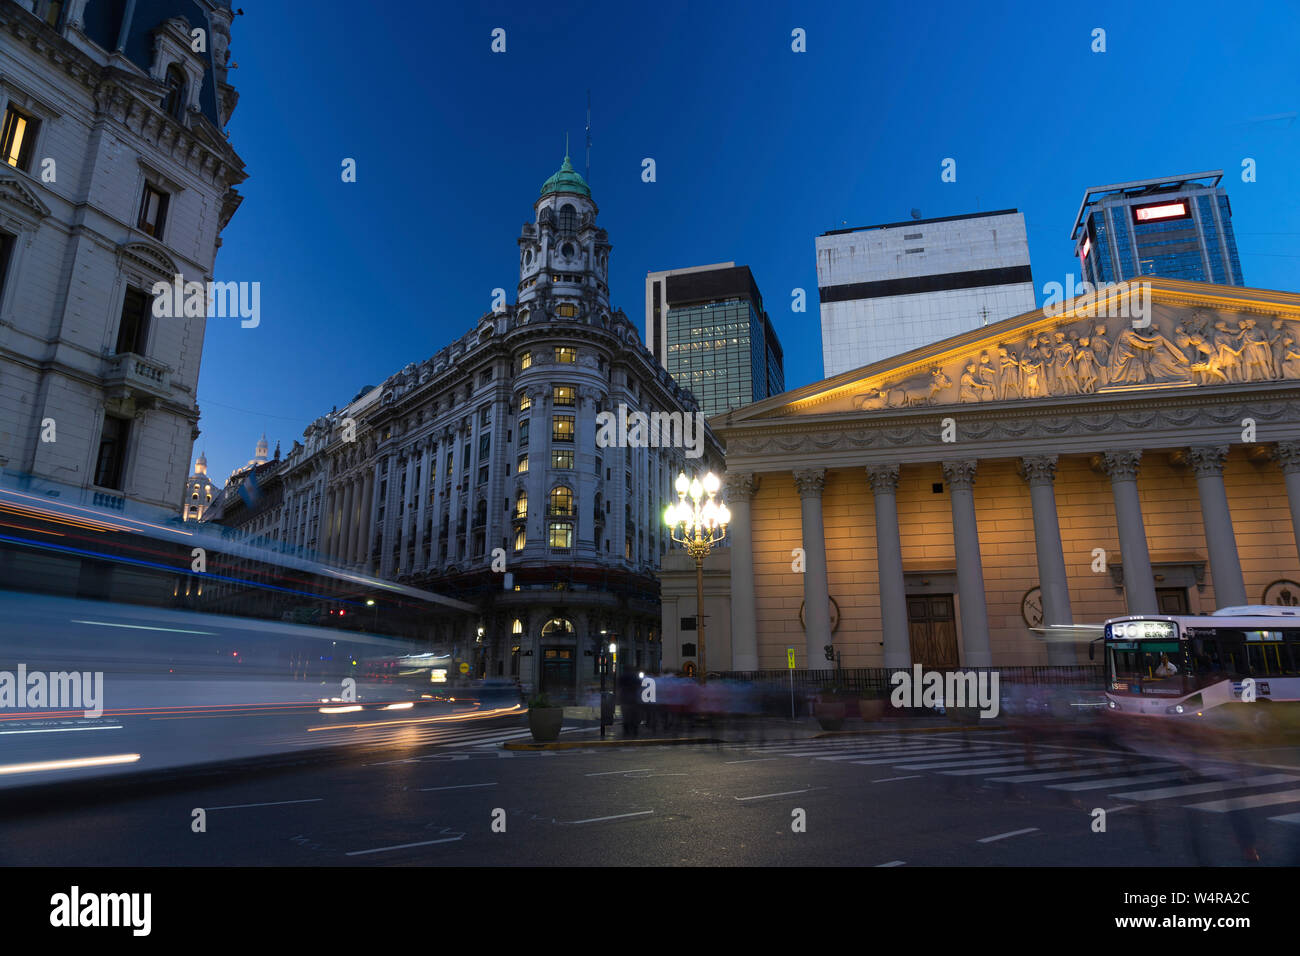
792 469 826 498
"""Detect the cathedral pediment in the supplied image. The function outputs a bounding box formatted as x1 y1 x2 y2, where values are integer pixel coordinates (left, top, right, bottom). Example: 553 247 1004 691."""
720 279 1300 422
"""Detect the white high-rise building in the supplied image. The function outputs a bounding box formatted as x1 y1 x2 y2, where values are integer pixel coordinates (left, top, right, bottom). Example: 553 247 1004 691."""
0 1 246 514
816 210 1036 377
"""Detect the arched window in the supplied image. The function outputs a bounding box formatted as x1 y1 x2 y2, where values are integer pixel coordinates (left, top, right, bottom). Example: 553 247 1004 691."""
514 490 528 520
557 204 577 234
164 65 187 121
549 486 573 517
542 618 574 637
475 498 488 528
513 619 524 635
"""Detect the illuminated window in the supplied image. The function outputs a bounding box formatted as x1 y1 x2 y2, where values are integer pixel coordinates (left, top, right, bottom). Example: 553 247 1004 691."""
1 105 39 172
517 453 529 474
514 490 528 519
552 415 575 442
518 393 531 413
513 619 524 635
520 352 533 370
553 385 575 406
548 486 574 516
555 347 576 364
557 304 577 318
43 1 64 27
549 521 573 549
514 527 526 551
137 184 169 239
552 449 574 470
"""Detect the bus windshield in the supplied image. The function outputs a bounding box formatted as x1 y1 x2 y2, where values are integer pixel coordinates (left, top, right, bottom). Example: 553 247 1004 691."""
1107 640 1185 695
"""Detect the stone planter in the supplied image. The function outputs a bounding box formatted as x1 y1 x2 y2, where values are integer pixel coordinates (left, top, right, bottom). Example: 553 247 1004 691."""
859 698 886 721
814 701 846 731
528 706 563 742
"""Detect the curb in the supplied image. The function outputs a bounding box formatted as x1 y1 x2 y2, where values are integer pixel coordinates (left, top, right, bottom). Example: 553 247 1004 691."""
812 723 1012 738
503 736 720 750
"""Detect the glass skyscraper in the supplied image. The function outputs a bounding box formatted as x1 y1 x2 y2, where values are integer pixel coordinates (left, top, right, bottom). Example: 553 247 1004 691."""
645 263 784 418
1072 171 1243 286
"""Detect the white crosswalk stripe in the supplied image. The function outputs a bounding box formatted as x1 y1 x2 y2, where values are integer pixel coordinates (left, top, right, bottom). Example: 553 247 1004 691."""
733 733 1300 813
1110 773 1300 802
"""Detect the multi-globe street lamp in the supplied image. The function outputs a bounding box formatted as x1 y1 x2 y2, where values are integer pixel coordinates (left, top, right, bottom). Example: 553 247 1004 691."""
664 471 729 682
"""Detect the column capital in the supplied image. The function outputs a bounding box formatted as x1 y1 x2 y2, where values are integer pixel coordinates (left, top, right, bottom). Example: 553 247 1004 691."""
793 469 826 499
1275 441 1300 475
866 463 901 494
1018 454 1059 486
1185 445 1229 478
724 471 759 501
1100 449 1143 481
941 459 978 491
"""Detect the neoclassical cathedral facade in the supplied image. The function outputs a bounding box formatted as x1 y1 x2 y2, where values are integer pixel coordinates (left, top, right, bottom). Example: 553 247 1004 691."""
708 278 1300 671
232 156 721 697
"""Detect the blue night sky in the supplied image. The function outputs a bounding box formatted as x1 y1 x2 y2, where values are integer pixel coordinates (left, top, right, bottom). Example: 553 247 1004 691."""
196 0 1299 481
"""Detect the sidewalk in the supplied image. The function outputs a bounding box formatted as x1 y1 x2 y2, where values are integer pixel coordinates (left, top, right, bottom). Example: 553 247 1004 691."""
505 707 1015 749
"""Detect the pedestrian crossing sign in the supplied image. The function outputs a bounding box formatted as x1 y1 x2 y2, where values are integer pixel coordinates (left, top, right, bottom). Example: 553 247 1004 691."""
787 647 796 669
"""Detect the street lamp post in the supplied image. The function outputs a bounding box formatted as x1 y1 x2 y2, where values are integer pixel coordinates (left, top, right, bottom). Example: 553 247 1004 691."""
664 471 730 683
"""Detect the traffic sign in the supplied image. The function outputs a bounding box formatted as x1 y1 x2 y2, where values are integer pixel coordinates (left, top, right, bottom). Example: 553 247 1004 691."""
786 647 796 669
458 662 470 675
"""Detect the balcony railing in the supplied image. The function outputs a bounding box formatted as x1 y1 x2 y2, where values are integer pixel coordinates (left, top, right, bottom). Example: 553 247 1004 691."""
102 352 173 403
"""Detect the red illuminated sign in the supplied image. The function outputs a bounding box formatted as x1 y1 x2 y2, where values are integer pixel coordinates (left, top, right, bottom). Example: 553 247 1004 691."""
1133 201 1189 223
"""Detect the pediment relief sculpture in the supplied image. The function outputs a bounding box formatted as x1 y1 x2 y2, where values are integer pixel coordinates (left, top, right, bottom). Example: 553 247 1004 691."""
846 310 1300 413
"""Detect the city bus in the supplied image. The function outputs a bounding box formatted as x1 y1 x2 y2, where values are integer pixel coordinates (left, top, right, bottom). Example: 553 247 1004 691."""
1101 606 1300 722
0 482 474 709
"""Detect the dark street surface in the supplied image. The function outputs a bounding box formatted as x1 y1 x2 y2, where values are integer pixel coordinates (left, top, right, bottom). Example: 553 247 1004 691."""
3 713 1299 866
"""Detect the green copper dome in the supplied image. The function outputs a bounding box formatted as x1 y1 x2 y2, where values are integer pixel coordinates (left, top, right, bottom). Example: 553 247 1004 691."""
540 154 590 198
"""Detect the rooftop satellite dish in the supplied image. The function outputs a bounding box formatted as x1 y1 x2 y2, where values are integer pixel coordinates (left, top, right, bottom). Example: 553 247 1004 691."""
910 209 922 220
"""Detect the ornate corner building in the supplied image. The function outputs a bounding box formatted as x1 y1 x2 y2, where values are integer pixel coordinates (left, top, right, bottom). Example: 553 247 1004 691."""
215 156 722 699
707 278 1300 671
0 0 245 513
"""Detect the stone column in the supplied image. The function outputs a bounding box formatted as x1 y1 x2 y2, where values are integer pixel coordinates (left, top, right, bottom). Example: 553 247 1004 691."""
1019 455 1076 664
415 441 431 570
794 469 833 672
867 464 911 669
359 467 376 573
725 472 759 671
341 479 357 567
1186 446 1247 610
322 487 337 561
1101 450 1157 614
1276 442 1300 566
942 459 992 667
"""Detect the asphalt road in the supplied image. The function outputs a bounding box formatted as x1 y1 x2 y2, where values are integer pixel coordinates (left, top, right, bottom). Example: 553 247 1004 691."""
2 716 1299 866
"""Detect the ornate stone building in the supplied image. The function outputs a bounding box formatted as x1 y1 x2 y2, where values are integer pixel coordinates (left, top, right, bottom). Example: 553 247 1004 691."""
223 157 722 697
0 1 245 514
707 278 1300 671
181 449 214 521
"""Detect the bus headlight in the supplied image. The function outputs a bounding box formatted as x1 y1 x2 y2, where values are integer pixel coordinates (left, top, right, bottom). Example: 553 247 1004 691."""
1108 700 1117 709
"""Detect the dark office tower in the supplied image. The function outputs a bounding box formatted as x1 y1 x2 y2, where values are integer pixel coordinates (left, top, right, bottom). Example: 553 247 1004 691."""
644 263 785 417
1072 171 1244 286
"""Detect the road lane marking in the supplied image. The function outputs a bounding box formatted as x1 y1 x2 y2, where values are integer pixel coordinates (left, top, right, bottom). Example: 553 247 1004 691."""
0 725 123 735
986 759 1148 783
418 782 498 792
725 758 777 764
563 810 655 824
873 775 922 783
735 789 816 801
977 827 1039 844
345 835 464 856
940 759 1093 776
876 860 906 867
207 798 324 810
585 769 651 776
1268 811 1300 825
